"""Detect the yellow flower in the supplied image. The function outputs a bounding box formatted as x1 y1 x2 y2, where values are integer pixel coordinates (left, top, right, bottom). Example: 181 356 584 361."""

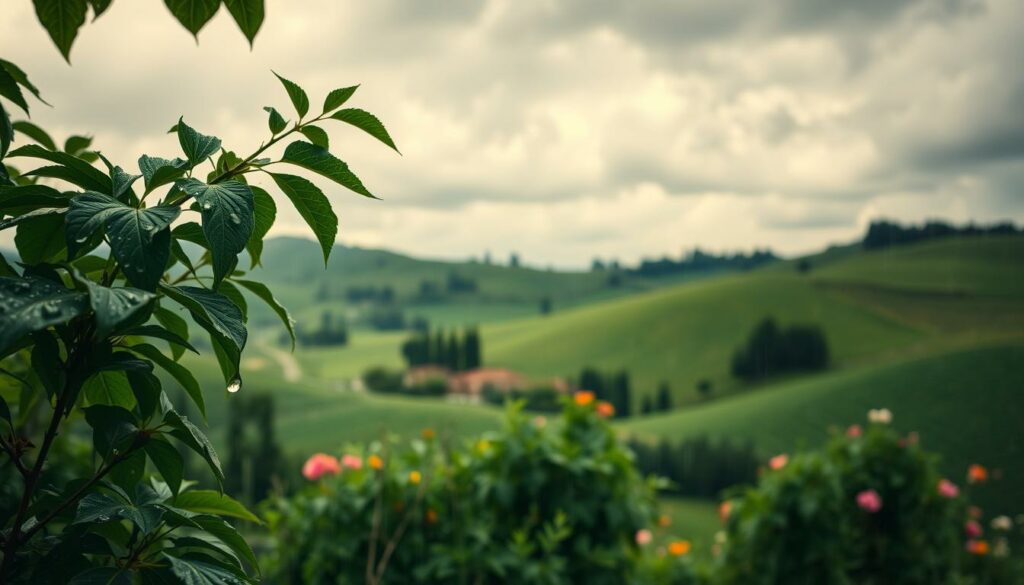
368 454 384 470
668 540 691 556
476 439 491 453
409 470 422 485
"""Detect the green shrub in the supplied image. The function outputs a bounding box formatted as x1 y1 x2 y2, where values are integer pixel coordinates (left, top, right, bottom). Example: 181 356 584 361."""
263 396 662 584
716 415 1019 585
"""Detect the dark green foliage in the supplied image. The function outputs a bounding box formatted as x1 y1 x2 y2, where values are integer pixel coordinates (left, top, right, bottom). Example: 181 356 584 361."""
225 393 283 505
656 381 673 411
631 247 777 278
695 378 713 399
0 23 396 579
294 310 348 347
362 366 405 394
401 326 482 371
863 218 1019 250
577 366 632 418
731 317 830 380
539 294 553 315
629 435 759 498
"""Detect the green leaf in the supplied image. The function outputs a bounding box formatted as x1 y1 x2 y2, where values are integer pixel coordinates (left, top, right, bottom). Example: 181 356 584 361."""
272 72 309 118
15 212 66 263
86 0 113 18
154 304 191 360
74 490 164 533
299 125 329 149
217 280 247 323
128 343 205 418
1 103 13 160
235 279 294 349
9 144 111 192
11 121 57 151
191 515 260 574
124 324 197 355
330 108 399 153
68 567 132 585
163 0 221 37
0 207 66 232
322 85 359 114
83 405 137 457
263 106 286 134
145 438 184 496
82 370 136 409
163 409 224 486
0 395 11 429
0 59 47 104
31 331 65 399
105 205 181 291
172 490 260 523
0 64 29 115
209 333 242 388
31 0 89 62
0 184 70 213
245 186 275 267
159 285 246 351
268 173 337 263
65 191 120 258
71 268 156 338
64 135 92 156
280 141 376 199
0 276 87 356
177 118 222 166
166 555 246 585
127 370 163 421
177 179 254 286
224 0 265 46
139 155 189 194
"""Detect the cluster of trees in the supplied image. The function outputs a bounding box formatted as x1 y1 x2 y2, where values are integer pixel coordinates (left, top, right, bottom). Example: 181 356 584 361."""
292 310 350 347
731 318 829 380
863 219 1019 250
401 327 482 371
624 248 778 278
628 435 760 498
578 367 632 418
314 282 397 303
224 394 287 505
416 271 480 302
639 381 675 414
482 385 562 412
362 366 447 397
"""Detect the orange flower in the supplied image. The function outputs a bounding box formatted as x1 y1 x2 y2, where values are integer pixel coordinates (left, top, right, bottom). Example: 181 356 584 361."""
574 390 595 406
421 428 436 440
719 500 732 523
966 540 990 555
368 454 384 470
425 509 438 524
668 540 692 556
968 464 988 484
596 401 615 417
409 470 422 485
658 515 672 527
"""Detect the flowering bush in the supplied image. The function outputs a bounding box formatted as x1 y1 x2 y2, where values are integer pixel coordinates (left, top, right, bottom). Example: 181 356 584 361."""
263 396 666 584
715 412 1021 585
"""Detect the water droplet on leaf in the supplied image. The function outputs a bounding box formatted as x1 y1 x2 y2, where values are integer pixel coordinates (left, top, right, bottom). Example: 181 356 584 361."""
227 378 242 393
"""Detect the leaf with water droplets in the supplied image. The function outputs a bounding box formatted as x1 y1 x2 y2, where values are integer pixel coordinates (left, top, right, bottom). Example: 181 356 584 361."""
159 285 246 352
65 191 122 258
177 179 254 287
70 266 156 338
105 204 181 291
0 276 88 356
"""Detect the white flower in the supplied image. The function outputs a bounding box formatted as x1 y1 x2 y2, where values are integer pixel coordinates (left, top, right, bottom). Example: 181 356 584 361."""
868 408 893 424
992 515 1013 531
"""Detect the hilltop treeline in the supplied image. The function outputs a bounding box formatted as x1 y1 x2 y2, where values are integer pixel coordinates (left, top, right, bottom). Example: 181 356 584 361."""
628 436 760 498
863 219 1019 250
402 327 482 371
619 248 777 278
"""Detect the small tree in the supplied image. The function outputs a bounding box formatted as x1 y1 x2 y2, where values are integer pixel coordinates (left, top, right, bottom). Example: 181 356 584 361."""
696 378 713 399
656 381 673 412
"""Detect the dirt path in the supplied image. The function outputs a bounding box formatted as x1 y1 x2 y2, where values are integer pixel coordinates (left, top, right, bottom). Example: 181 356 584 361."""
259 342 303 383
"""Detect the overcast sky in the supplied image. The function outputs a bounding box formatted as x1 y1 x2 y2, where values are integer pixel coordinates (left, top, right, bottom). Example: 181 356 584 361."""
2 0 1022 267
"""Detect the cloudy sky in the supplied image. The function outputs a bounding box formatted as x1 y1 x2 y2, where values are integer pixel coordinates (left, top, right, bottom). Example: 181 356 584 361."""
2 0 1022 267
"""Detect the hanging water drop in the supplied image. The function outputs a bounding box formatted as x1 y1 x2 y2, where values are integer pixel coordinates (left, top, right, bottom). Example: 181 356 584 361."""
227 378 242 393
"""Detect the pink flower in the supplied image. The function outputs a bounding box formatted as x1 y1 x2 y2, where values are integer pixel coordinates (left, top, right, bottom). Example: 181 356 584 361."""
856 489 882 513
937 479 960 498
635 529 653 546
846 424 862 438
302 453 341 480
769 454 788 470
965 520 983 538
341 454 363 470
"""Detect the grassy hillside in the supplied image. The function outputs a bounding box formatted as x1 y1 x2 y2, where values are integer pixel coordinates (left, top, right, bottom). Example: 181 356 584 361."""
619 343 1024 513
483 235 1024 404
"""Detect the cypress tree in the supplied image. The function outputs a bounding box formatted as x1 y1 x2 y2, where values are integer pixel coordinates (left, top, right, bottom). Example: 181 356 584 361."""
464 327 482 369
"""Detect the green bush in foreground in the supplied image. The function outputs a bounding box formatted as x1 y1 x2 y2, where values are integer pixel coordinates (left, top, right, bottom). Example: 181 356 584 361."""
269 403 1022 585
